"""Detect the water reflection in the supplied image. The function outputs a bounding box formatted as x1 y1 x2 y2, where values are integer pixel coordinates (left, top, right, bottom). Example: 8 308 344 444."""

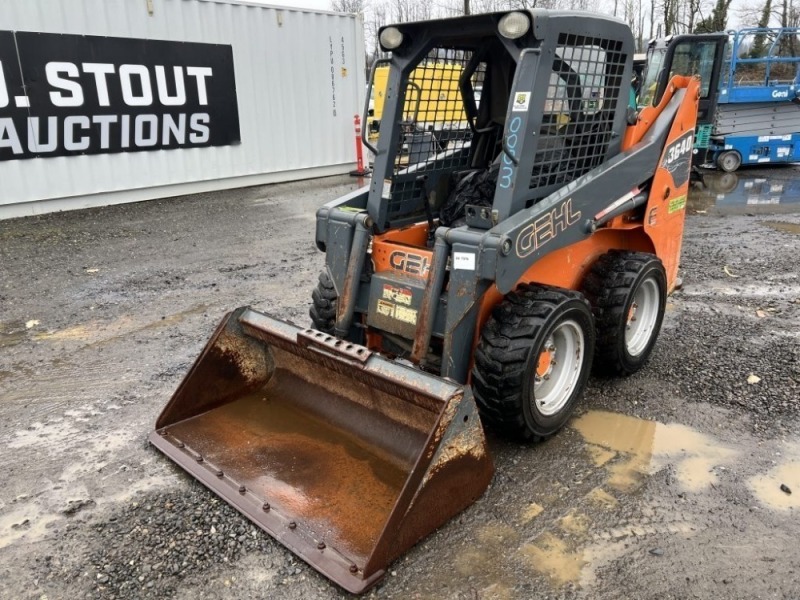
689 169 800 214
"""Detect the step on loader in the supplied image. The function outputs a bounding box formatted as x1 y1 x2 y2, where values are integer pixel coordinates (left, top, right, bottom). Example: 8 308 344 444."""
151 9 700 594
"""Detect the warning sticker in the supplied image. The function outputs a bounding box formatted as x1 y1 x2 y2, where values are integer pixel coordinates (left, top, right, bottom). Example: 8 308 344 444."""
668 195 687 214
382 179 392 199
375 299 417 324
394 305 418 325
383 284 412 305
377 300 394 317
512 92 531 112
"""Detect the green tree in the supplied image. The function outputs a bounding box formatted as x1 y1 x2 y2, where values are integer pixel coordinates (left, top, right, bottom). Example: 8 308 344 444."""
750 0 773 58
693 0 734 32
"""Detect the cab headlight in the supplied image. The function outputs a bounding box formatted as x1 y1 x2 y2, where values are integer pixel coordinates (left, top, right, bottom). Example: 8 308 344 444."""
498 12 530 39
379 27 404 50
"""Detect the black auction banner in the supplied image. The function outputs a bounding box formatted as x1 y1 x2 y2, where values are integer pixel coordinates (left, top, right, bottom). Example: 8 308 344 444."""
0 31 240 161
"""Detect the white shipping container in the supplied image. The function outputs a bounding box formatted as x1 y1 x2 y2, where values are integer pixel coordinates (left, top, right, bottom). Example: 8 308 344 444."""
0 0 366 219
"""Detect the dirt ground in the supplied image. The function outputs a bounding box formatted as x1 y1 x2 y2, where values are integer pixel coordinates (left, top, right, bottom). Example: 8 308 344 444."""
1 168 799 600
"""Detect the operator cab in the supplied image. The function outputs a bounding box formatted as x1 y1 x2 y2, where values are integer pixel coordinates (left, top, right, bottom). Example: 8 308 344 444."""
639 34 727 164
641 34 727 117
363 12 633 232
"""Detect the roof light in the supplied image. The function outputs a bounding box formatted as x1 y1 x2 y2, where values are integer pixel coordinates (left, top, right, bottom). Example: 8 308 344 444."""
379 27 404 50
498 12 530 40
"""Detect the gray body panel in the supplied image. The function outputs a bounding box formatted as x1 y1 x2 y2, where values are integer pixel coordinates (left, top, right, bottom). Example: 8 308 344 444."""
714 102 800 138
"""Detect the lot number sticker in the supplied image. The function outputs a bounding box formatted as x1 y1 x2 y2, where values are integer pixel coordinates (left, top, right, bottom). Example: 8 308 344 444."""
453 252 476 270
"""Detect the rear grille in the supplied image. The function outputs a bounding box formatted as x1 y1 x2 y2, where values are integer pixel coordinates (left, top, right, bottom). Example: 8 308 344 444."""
530 34 626 196
388 48 486 220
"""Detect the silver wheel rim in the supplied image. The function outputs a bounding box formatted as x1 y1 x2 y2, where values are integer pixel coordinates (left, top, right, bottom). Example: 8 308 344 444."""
721 153 739 172
533 319 585 417
625 276 660 357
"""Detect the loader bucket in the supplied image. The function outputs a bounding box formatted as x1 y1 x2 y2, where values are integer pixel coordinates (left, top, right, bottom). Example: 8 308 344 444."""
150 307 494 593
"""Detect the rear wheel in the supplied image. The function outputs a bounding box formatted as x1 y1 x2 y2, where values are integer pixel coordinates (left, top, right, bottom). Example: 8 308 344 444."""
310 271 337 334
582 251 667 376
717 150 742 173
472 284 595 441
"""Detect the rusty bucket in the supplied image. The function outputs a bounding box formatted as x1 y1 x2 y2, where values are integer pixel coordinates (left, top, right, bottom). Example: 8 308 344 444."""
150 307 493 593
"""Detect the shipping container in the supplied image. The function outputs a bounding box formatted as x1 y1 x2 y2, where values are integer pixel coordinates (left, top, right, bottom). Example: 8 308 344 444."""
0 0 366 219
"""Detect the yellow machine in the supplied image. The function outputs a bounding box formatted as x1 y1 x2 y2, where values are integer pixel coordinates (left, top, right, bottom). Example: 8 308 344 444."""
368 63 468 140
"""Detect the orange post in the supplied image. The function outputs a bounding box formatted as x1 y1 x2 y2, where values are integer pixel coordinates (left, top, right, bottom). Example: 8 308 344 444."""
349 114 371 177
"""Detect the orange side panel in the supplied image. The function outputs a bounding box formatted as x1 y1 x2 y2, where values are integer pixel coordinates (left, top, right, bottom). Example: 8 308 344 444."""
641 76 700 291
470 75 701 379
372 223 432 280
623 75 694 151
469 227 655 382
373 222 430 246
372 241 433 280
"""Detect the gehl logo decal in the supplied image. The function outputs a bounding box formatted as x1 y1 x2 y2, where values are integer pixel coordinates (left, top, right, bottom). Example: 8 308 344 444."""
389 251 430 277
516 199 581 258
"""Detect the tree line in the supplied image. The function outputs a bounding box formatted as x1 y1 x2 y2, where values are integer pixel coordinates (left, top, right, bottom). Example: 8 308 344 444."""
331 0 799 54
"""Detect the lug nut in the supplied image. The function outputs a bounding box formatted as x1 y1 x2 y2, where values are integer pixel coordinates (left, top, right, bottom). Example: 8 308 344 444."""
289 521 297 530
262 502 270 512
349 565 358 573
238 485 246 494
317 542 326 550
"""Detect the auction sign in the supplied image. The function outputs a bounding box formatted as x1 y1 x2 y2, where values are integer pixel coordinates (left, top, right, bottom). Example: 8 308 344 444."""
0 31 240 161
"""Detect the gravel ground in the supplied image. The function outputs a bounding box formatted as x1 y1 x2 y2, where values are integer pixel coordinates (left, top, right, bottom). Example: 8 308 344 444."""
1 171 799 600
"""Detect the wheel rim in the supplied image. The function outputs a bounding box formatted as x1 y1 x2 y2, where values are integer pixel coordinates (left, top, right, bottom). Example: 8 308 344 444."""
625 276 660 357
720 152 739 172
533 319 585 417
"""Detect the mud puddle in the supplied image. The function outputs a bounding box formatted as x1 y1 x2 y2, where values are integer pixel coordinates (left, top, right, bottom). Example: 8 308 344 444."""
514 410 731 588
32 304 209 348
0 319 40 348
690 170 800 215
572 410 737 492
424 409 796 595
749 442 800 511
763 220 800 234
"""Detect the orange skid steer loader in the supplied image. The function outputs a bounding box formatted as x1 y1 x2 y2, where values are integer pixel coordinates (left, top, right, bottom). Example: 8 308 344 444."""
150 9 700 594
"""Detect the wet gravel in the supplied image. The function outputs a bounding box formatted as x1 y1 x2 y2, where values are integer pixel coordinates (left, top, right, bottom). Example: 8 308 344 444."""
41 484 280 599
581 211 800 435
660 215 800 424
2 174 799 600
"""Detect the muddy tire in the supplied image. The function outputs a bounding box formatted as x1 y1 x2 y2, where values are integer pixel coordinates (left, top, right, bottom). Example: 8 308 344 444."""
582 251 667 376
717 150 742 173
472 284 595 442
310 271 337 334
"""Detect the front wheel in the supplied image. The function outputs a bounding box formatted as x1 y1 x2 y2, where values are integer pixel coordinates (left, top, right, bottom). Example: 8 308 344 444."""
309 271 337 334
472 284 595 442
717 150 742 173
582 251 667 376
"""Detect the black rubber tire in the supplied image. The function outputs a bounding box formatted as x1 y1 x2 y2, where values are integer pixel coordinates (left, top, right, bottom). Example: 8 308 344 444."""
582 251 667 377
472 284 595 442
309 271 337 334
717 150 742 173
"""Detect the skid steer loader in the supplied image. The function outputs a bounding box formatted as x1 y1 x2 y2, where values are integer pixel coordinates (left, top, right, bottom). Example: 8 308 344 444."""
151 9 700 593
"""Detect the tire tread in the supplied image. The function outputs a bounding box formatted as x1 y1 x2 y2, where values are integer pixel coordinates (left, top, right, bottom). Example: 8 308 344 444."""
582 250 665 376
472 284 593 442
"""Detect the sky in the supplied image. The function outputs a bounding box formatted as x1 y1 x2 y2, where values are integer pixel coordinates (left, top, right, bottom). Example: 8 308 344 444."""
245 0 334 11
244 0 761 30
